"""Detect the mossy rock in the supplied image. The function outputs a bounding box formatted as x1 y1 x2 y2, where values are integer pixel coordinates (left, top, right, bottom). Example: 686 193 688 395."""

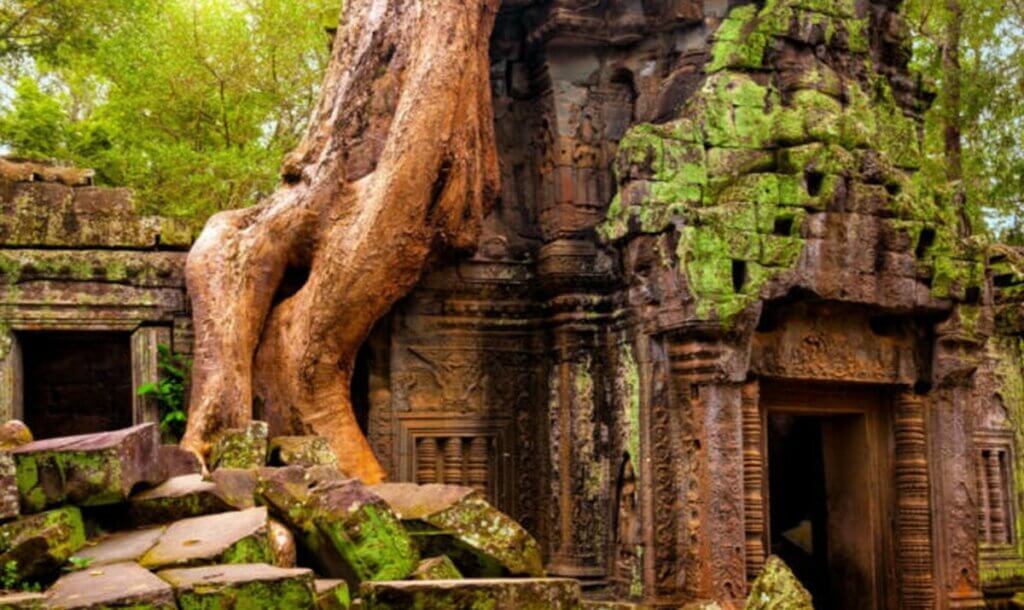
210 422 269 470
370 483 543 578
129 474 235 525
0 506 85 583
75 525 166 567
269 436 339 468
411 555 462 580
315 579 351 610
140 507 274 570
745 555 814 609
47 561 176 609
158 563 317 610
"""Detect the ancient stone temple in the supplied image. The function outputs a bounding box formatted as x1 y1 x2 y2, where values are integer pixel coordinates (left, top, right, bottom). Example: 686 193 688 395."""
4 0 1024 608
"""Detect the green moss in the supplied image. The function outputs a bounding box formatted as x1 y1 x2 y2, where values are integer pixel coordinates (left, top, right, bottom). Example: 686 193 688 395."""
176 577 315 610
320 504 419 582
220 534 274 565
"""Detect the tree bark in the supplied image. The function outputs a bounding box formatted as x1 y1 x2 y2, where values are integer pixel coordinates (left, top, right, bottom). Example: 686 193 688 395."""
181 0 500 483
942 0 962 183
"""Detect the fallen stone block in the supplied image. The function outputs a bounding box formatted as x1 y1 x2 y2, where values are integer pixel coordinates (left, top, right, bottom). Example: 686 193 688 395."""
210 422 268 470
0 453 19 520
269 518 297 567
269 436 339 468
0 591 45 609
371 483 543 577
129 474 234 525
12 424 163 512
360 578 583 610
158 563 316 609
315 579 350 610
140 506 274 570
209 468 258 509
47 561 176 609
256 466 418 586
411 555 462 580
0 506 85 582
157 445 202 479
75 526 165 567
0 421 32 451
745 555 813 610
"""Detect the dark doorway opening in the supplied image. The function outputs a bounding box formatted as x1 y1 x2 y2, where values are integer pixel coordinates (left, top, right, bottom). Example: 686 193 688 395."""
767 411 876 610
350 342 372 435
20 331 133 439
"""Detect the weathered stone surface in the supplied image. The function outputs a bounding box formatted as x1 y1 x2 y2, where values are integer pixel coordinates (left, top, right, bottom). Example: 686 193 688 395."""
0 421 32 451
256 466 418 586
268 518 297 568
129 474 234 525
0 591 45 609
0 506 84 582
47 561 176 609
269 436 339 468
12 424 163 512
744 555 813 610
411 555 462 580
140 506 273 570
75 526 165 567
315 579 350 610
360 578 583 610
209 468 257 509
210 422 268 470
157 563 316 609
370 483 543 577
0 453 18 520
157 445 202 479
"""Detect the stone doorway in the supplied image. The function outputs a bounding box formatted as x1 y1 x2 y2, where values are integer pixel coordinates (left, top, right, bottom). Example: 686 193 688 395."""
762 383 891 610
19 331 134 438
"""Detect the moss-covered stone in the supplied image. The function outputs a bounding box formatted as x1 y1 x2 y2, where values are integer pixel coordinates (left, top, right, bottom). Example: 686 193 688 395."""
210 422 269 470
316 579 351 610
268 436 339 468
361 578 582 610
47 561 177 609
158 563 317 610
370 483 543 578
0 506 85 583
140 507 274 570
745 555 813 609
129 474 235 525
75 525 166 567
411 555 463 580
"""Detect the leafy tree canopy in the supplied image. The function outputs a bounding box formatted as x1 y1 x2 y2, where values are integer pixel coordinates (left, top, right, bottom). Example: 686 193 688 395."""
0 0 338 221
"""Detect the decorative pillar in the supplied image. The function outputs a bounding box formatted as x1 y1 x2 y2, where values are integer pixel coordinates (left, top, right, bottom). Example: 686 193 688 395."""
976 452 991 544
130 325 171 425
984 450 1008 545
0 326 22 422
741 380 765 582
415 438 438 483
894 391 936 610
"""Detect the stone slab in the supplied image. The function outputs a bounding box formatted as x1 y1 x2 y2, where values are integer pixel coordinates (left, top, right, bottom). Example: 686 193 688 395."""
371 483 543 577
140 506 272 570
411 555 462 580
75 526 166 567
129 474 234 525
0 591 45 609
210 422 268 470
209 468 257 509
12 424 163 512
0 506 85 582
315 579 351 610
360 578 583 610
158 563 316 609
157 445 202 479
46 561 176 609
268 436 339 468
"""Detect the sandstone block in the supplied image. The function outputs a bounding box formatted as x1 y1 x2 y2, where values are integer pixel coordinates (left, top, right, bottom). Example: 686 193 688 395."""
0 506 85 583
140 507 273 570
47 561 176 609
371 483 543 577
256 466 418 586
269 436 339 468
0 591 45 609
157 445 202 479
315 579 351 610
0 453 19 520
13 424 163 512
268 518 297 568
209 468 257 509
210 422 268 470
129 474 234 525
158 563 316 609
411 555 462 580
75 526 166 567
0 421 32 451
360 578 582 610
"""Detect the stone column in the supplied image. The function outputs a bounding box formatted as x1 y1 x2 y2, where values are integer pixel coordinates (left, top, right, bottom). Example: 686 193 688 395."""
741 379 766 582
894 391 936 610
131 325 171 425
0 326 22 422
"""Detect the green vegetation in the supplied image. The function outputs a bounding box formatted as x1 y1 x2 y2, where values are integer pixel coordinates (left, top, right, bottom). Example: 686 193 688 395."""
0 0 339 224
136 344 191 443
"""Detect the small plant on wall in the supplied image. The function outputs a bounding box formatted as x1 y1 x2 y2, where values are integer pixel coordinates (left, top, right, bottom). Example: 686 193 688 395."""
137 344 190 443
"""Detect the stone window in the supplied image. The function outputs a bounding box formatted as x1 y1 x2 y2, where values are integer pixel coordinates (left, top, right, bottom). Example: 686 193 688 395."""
976 435 1016 548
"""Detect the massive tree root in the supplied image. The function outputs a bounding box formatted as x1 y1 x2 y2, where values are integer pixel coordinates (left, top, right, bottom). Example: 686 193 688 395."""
181 0 500 483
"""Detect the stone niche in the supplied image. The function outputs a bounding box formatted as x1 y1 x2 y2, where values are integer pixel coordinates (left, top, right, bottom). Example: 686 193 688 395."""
0 158 193 438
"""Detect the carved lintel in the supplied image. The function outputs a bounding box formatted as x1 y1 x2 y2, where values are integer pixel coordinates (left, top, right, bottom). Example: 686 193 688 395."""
894 391 936 610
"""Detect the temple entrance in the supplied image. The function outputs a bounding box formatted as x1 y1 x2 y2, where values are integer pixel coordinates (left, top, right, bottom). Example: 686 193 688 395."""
20 331 134 438
763 383 889 610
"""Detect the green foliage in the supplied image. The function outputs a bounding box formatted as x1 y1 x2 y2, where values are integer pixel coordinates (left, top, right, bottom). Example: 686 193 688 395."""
0 0 339 224
137 344 191 443
1 560 16 589
64 555 93 572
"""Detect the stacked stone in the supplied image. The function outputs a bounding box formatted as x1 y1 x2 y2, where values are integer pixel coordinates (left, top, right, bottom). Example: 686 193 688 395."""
0 420 578 609
602 0 986 330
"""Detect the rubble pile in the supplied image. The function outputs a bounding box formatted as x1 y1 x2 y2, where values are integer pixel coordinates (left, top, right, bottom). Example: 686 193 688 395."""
0 422 581 609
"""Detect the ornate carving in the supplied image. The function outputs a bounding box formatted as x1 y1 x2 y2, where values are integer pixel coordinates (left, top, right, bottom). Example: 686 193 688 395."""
894 392 936 610
415 437 438 484
741 380 765 583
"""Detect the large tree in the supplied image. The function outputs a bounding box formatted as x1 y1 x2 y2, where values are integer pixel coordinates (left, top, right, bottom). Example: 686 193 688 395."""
181 0 500 483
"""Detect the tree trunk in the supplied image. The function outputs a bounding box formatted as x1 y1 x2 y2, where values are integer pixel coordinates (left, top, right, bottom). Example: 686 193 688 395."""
181 0 500 483
942 0 962 183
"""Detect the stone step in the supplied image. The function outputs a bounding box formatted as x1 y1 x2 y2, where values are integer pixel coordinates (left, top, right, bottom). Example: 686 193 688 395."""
0 506 85 583
74 526 166 567
12 423 163 512
140 506 273 570
370 483 543 577
46 561 175 609
157 563 317 609
360 578 583 610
